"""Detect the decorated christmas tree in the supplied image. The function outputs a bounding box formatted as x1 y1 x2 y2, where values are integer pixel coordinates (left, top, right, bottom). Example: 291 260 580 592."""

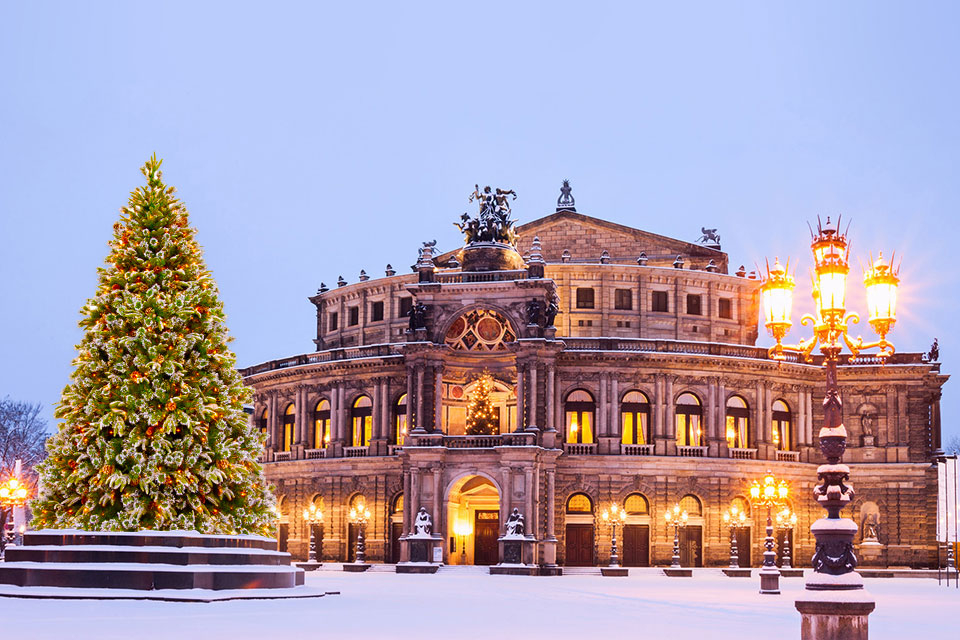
32 156 274 534
465 372 499 435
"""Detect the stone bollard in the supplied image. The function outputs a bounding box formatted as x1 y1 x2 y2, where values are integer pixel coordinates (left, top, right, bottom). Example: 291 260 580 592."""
795 593 876 640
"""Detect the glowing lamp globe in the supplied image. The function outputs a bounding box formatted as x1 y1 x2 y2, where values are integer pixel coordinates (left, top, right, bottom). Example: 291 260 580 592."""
864 252 899 337
760 258 795 344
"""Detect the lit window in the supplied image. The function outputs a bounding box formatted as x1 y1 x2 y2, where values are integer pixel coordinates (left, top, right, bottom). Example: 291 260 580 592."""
564 390 595 444
351 396 373 446
621 391 650 445
680 494 702 516
567 493 593 513
624 493 649 515
725 396 750 449
282 403 296 452
394 394 408 445
675 393 702 447
772 400 792 451
314 399 331 448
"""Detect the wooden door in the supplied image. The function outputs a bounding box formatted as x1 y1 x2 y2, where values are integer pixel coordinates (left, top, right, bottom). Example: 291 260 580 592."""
278 522 289 553
390 522 403 563
680 526 703 567
474 510 500 565
622 524 650 567
565 523 595 566
735 527 751 568
347 523 358 562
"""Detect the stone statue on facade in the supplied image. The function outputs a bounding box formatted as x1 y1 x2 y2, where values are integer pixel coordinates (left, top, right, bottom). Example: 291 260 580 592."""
925 338 940 362
407 301 428 331
526 299 543 326
544 296 560 328
504 508 525 538
859 411 875 437
698 227 721 245
454 184 519 247
413 507 432 537
556 179 576 211
863 515 880 543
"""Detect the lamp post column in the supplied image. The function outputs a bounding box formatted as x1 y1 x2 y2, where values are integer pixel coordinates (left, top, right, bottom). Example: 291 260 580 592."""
760 505 779 594
729 525 739 569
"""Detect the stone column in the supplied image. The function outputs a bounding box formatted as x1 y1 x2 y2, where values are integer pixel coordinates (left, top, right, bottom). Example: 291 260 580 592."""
754 380 764 448
516 364 525 432
524 468 534 535
380 379 390 440
664 376 675 454
543 470 558 567
546 365 556 431
372 379 382 443
434 366 443 433
654 374 664 437
338 384 347 445
529 363 538 429
432 467 442 532
402 469 411 534
414 365 425 433
409 468 420 535
406 367 414 435
797 388 807 447
610 376 619 438
268 392 279 450
501 468 512 532
598 374 607 437
296 386 307 446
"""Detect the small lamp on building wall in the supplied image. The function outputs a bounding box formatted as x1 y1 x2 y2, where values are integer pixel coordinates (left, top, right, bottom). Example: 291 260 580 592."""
453 520 472 564
775 507 798 569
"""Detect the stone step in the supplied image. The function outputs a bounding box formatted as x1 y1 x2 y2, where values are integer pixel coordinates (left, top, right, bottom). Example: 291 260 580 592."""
0 561 303 591
365 564 397 573
561 567 602 576
5 544 290 566
23 530 277 552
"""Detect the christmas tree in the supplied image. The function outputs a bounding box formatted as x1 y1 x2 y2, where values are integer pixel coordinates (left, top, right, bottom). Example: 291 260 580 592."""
32 156 274 534
465 372 499 435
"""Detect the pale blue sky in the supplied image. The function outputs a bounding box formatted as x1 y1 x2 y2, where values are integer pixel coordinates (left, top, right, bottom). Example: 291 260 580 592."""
1 2 957 444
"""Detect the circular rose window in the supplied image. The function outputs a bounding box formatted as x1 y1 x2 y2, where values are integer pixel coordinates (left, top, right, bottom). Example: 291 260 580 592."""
444 309 516 351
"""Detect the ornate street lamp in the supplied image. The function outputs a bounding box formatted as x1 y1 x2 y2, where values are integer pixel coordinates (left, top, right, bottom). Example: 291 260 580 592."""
776 507 799 569
750 470 790 594
601 503 627 567
723 505 749 569
302 503 323 565
761 217 899 603
349 501 371 564
664 504 689 569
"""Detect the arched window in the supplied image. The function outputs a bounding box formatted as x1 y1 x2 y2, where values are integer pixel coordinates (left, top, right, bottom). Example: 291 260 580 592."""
282 403 296 452
725 395 750 449
350 494 368 513
566 493 593 513
258 408 268 437
621 391 651 445
680 494 702 517
394 394 408 446
393 493 404 514
624 493 649 515
314 399 331 449
444 309 517 351
351 396 373 447
565 390 595 444
312 495 325 512
675 393 703 447
772 400 792 451
731 495 750 517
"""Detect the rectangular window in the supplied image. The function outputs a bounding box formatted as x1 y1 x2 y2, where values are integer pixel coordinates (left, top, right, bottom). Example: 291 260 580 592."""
718 298 733 319
329 312 339 331
652 291 669 313
398 297 413 318
371 300 384 322
614 289 633 310
577 319 594 327
576 287 595 309
348 306 359 326
686 294 702 316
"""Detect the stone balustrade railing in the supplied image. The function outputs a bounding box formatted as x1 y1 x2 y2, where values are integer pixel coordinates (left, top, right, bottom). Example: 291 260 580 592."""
677 445 708 457
728 447 758 460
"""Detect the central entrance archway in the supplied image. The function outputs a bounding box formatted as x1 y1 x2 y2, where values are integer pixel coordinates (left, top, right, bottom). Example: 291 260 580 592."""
446 474 501 565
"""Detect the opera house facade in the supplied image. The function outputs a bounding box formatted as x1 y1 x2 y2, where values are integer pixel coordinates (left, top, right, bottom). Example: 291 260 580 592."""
241 183 946 571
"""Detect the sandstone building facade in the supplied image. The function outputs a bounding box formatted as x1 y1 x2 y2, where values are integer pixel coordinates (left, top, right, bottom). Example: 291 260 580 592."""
242 185 947 570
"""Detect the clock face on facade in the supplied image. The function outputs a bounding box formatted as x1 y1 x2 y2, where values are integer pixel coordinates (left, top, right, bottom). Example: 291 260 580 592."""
444 309 516 351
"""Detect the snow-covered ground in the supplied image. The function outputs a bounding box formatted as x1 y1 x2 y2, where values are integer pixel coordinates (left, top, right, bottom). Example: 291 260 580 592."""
0 568 956 639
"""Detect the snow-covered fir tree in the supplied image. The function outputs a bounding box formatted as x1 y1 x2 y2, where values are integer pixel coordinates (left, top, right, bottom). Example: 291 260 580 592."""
32 156 274 534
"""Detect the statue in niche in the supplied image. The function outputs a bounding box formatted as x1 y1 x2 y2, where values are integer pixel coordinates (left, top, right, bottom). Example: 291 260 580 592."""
504 508 525 537
544 296 560 328
413 507 432 537
407 301 428 331
526 299 543 326
859 502 881 545
859 411 876 438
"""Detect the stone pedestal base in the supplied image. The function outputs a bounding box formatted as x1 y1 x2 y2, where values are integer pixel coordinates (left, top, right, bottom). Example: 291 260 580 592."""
498 536 536 566
759 567 781 594
795 593 876 640
663 568 692 577
538 566 563 576
780 568 805 578
342 563 371 572
722 568 752 577
396 563 440 574
490 565 538 576
295 562 323 571
858 542 884 567
600 567 629 577
402 535 443 565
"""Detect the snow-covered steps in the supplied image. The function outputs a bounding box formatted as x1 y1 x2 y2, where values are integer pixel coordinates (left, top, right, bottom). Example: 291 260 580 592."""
0 529 315 599
364 563 397 573
561 566 602 576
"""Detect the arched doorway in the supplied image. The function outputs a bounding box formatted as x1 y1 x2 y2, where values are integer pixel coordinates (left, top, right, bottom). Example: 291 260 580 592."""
446 475 501 565
564 493 595 566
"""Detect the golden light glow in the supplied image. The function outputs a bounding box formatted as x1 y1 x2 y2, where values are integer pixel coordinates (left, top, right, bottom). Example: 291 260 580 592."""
453 520 472 537
750 471 789 508
303 502 322 523
0 477 29 505
760 258 795 351
863 252 899 337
